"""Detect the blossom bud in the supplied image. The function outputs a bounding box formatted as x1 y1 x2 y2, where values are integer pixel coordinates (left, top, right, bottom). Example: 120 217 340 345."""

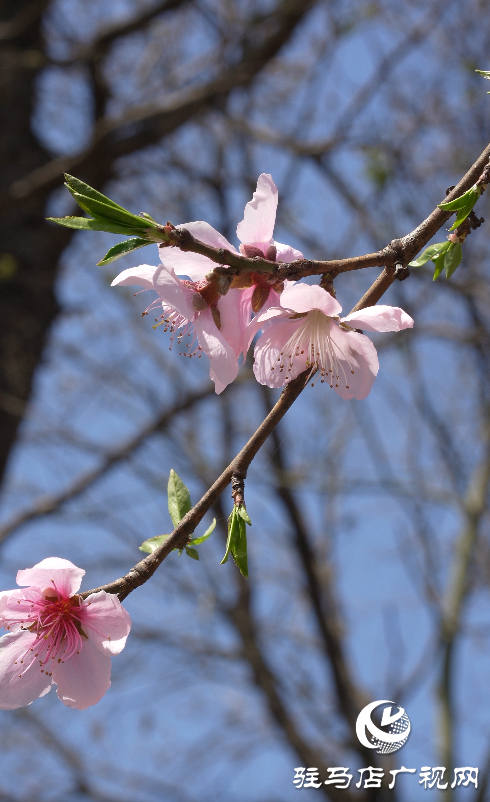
240 244 265 259
265 245 277 262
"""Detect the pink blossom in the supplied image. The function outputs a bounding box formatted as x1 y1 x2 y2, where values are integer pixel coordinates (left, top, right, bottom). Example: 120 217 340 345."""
0 558 131 710
447 232 460 243
246 284 413 399
158 174 303 320
112 263 243 394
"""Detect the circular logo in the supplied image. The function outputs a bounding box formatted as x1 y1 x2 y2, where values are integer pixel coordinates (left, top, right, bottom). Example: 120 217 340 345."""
356 700 411 755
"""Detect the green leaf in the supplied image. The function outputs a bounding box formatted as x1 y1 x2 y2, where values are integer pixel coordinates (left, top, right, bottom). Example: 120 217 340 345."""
476 69 490 91
69 191 156 230
47 216 143 236
448 192 479 231
438 186 479 211
190 518 216 545
64 174 129 213
167 469 192 527
139 533 172 553
237 505 252 525
231 516 249 578
185 546 200 561
409 242 450 267
220 507 238 565
433 250 447 281
444 242 463 279
97 238 149 266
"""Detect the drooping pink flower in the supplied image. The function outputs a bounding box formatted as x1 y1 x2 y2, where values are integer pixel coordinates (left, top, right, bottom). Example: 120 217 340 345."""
0 558 131 710
112 263 243 394
246 284 413 399
157 174 303 320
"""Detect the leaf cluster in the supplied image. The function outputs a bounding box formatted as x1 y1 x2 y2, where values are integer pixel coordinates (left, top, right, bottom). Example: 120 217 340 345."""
220 505 251 578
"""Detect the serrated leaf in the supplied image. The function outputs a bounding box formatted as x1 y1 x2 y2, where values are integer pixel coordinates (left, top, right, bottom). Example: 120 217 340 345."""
444 242 463 279
97 238 149 266
237 505 251 525
438 186 479 211
185 546 200 561
64 174 129 212
139 533 172 553
47 216 142 235
70 191 156 230
409 242 450 267
190 518 216 545
167 469 192 527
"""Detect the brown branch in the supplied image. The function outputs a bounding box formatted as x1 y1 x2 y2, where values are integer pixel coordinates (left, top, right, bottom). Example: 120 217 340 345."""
74 142 490 602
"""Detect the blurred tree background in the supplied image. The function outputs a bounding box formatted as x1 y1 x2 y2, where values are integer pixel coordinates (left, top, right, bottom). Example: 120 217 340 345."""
1 0 490 800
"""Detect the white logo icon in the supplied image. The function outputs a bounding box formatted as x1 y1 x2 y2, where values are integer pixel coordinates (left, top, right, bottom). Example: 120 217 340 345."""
356 700 411 754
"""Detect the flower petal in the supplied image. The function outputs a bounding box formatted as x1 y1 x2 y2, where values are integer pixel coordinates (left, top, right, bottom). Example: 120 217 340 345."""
179 221 237 252
243 305 286 355
52 638 112 710
0 631 53 709
253 319 308 388
16 558 85 597
153 265 196 320
217 289 248 358
273 240 304 263
342 305 414 332
237 174 278 244
327 323 379 400
280 284 342 317
80 591 131 656
111 264 157 289
158 248 216 282
194 309 238 393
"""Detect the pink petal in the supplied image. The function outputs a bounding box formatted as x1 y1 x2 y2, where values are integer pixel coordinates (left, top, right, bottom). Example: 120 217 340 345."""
0 631 53 709
159 249 216 282
179 221 237 252
194 309 238 393
280 284 342 317
79 591 131 656
342 305 414 332
0 590 16 616
217 289 248 358
111 264 157 289
327 323 379 400
236 174 278 244
243 305 286 355
152 265 196 320
52 638 112 710
273 240 304 263
253 319 308 388
17 558 85 598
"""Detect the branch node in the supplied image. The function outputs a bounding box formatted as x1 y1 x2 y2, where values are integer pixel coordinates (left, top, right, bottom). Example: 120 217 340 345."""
319 272 336 297
394 262 410 281
231 473 246 507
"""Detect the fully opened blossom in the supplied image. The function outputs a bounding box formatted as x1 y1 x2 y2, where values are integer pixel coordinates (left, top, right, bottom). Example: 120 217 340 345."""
247 284 413 399
112 263 243 394
0 558 131 710
157 174 303 321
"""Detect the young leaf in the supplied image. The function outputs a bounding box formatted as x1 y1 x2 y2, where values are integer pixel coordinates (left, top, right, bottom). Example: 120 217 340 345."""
432 250 447 281
185 546 200 561
167 469 192 527
139 533 172 553
220 507 238 565
237 505 252 525
69 191 156 230
190 518 216 545
408 242 450 267
438 186 479 211
448 192 479 231
96 238 149 266
444 242 463 279
64 174 129 212
476 69 490 91
47 216 143 236
231 516 249 578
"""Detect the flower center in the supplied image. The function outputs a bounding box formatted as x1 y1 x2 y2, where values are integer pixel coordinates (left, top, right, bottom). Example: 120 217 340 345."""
273 310 355 389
